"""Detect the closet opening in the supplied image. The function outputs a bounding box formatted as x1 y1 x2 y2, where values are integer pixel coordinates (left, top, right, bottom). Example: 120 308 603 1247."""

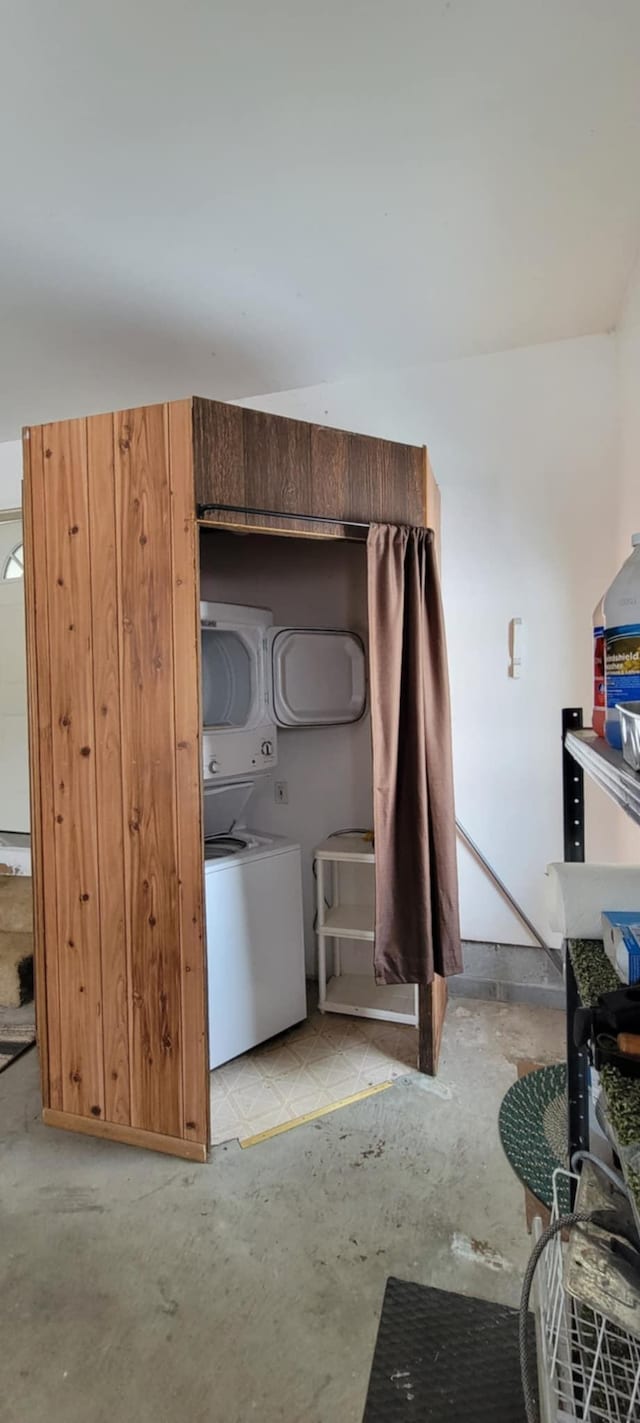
198 523 419 1146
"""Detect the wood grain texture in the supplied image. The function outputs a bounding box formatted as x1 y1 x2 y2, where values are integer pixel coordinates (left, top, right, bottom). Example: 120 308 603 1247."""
418 449 446 1070
42 418 105 1118
27 426 65 1107
87 415 130 1124
416 449 447 1076
242 407 312 528
25 401 208 1152
43 1108 207 1162
114 406 183 1137
347 431 424 525
167 400 209 1146
309 425 353 536
22 428 50 1104
418 977 448 1074
423 447 441 557
195 400 428 535
193 396 244 521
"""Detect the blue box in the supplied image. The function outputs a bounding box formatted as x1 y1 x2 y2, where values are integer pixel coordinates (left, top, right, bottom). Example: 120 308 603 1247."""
602 910 640 984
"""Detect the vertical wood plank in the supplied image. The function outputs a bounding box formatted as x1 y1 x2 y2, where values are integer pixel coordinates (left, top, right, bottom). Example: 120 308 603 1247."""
22 427 52 1105
27 426 64 1107
114 406 183 1137
43 419 105 1118
347 433 385 522
348 432 424 524
192 397 244 517
241 408 312 529
418 977 448 1075
309 425 352 535
167 400 209 1146
418 447 447 1074
423 447 441 558
405 445 426 525
86 415 131 1124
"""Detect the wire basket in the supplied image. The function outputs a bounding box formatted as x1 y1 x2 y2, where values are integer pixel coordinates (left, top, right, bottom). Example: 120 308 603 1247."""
534 1170 640 1422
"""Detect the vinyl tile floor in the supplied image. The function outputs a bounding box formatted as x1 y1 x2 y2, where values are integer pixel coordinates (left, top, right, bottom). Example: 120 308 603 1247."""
210 1010 419 1145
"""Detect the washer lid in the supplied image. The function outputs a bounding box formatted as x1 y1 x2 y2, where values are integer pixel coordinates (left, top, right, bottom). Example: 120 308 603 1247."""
269 628 366 727
202 779 254 838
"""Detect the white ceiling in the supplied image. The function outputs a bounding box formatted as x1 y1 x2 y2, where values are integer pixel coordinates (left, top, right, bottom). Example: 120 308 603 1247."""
1 0 640 440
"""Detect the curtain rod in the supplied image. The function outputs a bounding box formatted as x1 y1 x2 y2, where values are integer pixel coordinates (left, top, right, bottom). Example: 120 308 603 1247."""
197 501 370 530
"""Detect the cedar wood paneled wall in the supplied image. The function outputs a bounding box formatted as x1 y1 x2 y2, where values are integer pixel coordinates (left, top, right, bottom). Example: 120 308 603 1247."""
23 400 208 1161
23 395 444 1161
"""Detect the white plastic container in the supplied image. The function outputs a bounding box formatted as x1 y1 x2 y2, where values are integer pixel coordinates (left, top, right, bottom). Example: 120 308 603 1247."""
604 534 640 750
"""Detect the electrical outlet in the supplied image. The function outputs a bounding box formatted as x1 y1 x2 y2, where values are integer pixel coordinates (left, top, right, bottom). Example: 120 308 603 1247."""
275 781 288 805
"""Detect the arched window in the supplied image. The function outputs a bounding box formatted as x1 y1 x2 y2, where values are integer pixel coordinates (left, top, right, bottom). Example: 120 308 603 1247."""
3 542 24 580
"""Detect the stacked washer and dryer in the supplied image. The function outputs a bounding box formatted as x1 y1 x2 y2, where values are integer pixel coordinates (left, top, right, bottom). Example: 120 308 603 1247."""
200 601 367 1070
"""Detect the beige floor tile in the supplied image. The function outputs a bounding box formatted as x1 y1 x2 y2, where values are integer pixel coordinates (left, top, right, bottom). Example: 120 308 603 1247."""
275 1087 334 1119
209 1008 420 1146
316 1016 367 1046
230 1078 286 1116
358 1061 396 1086
287 1037 336 1065
274 1068 332 1103
238 1103 292 1137
215 1056 265 1089
305 1056 359 1091
252 1045 303 1079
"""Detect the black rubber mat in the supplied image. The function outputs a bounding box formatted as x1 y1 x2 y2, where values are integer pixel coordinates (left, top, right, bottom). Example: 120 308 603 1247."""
362 1278 536 1421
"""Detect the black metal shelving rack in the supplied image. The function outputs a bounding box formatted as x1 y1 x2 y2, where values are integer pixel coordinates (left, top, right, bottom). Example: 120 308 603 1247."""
562 706 640 1183
562 708 589 1177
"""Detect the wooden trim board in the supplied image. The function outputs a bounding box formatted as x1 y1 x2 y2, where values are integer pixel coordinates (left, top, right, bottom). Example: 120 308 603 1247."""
43 1108 207 1162
22 432 50 1103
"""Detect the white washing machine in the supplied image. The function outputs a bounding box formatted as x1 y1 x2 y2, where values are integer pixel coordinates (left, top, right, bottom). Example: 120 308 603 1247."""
201 600 366 781
204 780 307 1070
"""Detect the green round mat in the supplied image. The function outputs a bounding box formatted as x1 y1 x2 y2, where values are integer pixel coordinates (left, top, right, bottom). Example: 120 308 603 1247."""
498 1063 570 1212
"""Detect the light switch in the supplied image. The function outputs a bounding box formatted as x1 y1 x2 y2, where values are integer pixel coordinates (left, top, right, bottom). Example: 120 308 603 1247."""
509 617 523 678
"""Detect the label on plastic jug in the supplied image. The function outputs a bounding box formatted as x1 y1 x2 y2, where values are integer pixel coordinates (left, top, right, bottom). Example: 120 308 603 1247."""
605 624 640 706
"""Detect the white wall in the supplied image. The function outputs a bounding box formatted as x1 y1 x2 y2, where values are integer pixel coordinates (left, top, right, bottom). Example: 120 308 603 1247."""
0 440 22 509
0 441 27 833
5 331 639 936
200 529 373 972
617 253 640 556
238 334 640 945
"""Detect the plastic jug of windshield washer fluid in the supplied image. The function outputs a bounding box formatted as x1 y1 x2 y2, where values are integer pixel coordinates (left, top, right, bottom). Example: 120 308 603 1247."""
604 535 640 750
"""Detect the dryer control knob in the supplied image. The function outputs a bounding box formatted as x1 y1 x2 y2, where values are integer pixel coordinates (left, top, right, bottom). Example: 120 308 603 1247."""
208 759 219 774
261 740 273 757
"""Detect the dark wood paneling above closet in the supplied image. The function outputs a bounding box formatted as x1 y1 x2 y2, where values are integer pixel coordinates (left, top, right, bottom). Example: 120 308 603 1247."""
194 398 428 534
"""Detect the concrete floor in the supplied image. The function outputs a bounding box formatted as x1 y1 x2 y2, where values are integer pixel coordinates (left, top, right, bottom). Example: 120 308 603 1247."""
1 998 563 1423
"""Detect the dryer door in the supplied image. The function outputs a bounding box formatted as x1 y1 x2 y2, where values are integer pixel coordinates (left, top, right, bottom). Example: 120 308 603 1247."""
268 628 366 727
201 626 255 730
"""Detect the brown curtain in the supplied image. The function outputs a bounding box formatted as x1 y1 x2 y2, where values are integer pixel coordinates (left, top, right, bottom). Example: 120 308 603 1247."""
367 523 462 986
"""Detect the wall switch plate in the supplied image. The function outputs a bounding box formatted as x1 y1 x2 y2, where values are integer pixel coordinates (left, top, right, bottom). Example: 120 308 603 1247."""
508 617 523 678
275 781 288 804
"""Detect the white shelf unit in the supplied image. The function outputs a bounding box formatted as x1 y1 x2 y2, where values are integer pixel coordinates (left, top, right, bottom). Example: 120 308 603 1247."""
314 836 418 1026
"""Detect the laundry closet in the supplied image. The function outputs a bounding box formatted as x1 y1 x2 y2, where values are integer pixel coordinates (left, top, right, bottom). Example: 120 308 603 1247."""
22 396 447 1161
199 527 374 1068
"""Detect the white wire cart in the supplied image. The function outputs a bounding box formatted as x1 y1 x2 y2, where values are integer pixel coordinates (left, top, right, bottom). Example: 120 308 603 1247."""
534 1171 640 1422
